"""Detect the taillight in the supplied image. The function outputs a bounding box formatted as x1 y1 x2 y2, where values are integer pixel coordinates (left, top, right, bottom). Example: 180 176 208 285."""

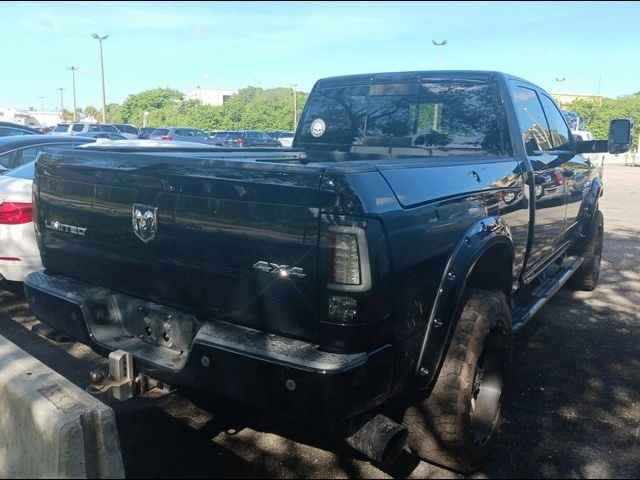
326 225 371 292
0 202 33 224
235 137 246 146
552 170 565 185
161 135 173 141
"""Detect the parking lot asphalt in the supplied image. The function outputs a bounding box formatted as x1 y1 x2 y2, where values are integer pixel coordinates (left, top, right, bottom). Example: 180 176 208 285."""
1 165 639 479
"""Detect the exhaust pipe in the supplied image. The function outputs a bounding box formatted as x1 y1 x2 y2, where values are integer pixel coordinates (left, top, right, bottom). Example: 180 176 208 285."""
345 414 408 465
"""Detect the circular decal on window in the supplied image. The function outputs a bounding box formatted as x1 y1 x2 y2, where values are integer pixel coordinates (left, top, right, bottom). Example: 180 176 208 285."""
310 118 326 138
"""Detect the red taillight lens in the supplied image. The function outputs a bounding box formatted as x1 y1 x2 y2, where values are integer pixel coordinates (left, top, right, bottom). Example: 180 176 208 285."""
552 170 565 185
161 135 173 141
0 202 33 224
235 137 246 145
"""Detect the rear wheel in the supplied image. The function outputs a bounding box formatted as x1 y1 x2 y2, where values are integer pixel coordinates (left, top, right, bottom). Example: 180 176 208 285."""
403 290 512 473
567 209 604 291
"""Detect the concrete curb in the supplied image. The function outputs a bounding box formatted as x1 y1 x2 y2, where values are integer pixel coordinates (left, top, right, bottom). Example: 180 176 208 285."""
0 335 124 478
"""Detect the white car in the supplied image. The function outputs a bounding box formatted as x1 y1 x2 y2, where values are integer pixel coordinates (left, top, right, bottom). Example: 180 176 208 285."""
277 132 294 148
0 162 41 282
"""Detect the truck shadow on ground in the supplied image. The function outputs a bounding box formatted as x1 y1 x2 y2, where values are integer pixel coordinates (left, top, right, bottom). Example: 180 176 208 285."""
483 226 640 478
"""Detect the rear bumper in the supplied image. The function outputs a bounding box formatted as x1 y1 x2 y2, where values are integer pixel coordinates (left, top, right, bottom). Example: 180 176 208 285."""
24 270 394 420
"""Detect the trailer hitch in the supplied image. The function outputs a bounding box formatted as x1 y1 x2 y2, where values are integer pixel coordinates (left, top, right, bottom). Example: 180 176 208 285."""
87 350 171 401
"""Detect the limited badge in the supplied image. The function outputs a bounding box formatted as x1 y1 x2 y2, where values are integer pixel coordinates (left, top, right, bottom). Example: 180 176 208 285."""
310 118 326 138
132 204 158 243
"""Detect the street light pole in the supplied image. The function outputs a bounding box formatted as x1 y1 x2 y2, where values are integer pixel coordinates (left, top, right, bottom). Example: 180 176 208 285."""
38 96 45 113
290 84 298 130
432 39 447 69
555 77 566 92
432 40 447 129
58 87 64 112
67 66 79 122
91 33 109 123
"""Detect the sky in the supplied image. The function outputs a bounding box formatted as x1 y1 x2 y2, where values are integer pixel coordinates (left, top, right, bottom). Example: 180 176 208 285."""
1 1 638 111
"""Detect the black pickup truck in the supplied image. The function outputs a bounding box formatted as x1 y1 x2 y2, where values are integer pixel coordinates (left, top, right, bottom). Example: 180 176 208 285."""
24 71 632 471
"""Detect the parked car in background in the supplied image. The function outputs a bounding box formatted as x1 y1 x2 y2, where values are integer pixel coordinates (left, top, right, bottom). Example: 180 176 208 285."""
221 130 282 147
276 131 294 147
113 124 139 139
137 127 156 139
0 121 38 137
0 162 40 282
149 127 212 144
50 123 71 135
51 122 122 136
0 136 96 282
77 131 127 140
0 134 95 174
209 131 229 146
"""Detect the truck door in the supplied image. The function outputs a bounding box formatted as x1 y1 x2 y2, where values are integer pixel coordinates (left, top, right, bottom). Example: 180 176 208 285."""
511 85 569 274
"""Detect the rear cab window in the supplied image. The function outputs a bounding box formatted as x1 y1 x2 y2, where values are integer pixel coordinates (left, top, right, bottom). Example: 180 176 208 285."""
297 77 511 160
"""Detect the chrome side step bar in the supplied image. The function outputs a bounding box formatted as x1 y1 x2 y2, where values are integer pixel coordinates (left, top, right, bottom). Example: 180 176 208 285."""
512 256 584 332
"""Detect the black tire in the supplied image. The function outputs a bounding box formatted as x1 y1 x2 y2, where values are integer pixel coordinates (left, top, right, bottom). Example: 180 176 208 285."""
403 290 512 473
566 209 604 291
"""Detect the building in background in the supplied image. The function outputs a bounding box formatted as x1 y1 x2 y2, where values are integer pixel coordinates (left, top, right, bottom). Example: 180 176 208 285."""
185 88 237 106
0 105 52 127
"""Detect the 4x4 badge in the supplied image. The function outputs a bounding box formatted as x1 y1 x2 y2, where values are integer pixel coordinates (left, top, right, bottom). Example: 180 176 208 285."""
132 204 158 243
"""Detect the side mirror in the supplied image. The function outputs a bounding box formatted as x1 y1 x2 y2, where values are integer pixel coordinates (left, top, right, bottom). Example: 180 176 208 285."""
608 119 634 154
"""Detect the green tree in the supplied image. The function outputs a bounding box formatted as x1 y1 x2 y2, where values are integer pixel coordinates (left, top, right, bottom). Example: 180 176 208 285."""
84 106 99 120
566 93 640 150
60 109 74 121
118 88 184 125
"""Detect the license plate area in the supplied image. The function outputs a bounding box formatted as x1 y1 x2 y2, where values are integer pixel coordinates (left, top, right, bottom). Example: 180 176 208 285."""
136 303 200 354
84 294 202 371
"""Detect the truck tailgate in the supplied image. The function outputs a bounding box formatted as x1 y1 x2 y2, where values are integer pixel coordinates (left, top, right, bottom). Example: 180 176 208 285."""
35 149 323 339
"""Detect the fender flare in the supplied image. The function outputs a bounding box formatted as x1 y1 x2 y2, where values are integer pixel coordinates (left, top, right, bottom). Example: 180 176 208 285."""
414 215 515 389
579 176 603 238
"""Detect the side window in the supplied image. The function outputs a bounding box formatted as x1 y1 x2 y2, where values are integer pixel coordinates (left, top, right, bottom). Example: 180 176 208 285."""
539 94 571 149
512 87 552 152
0 127 30 136
73 124 85 132
0 150 19 169
19 146 46 165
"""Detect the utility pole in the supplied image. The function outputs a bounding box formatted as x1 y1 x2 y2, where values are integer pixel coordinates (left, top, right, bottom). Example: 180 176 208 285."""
58 87 64 112
290 84 298 130
432 40 447 129
91 33 109 123
67 66 79 121
432 39 447 70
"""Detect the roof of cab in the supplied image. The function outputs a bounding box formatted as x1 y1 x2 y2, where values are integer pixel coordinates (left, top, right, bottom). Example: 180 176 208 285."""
312 70 532 88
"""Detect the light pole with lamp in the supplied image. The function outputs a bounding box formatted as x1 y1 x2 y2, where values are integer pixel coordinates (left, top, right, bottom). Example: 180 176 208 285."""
432 40 447 129
58 87 64 113
290 84 298 130
67 66 79 121
555 77 566 92
91 33 109 123
432 39 447 69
